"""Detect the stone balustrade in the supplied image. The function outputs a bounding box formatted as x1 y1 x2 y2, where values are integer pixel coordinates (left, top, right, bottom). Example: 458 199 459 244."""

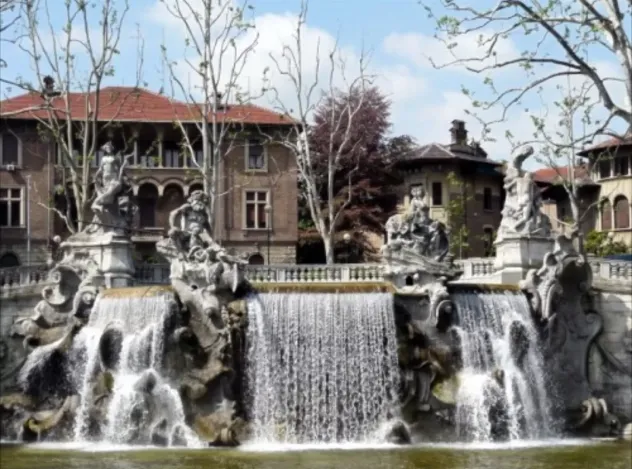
0 264 52 294
0 257 630 294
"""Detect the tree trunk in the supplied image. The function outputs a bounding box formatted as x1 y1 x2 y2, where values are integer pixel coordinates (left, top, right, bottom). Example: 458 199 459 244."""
323 233 335 265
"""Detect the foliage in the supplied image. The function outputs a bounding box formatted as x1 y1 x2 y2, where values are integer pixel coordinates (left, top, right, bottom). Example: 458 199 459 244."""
297 87 412 262
445 171 472 258
421 0 632 255
584 230 630 257
421 0 631 144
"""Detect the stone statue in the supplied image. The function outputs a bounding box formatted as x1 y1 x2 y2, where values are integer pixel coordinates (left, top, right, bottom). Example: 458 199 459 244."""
497 146 551 241
382 185 458 288
157 191 247 321
383 185 450 263
82 142 135 237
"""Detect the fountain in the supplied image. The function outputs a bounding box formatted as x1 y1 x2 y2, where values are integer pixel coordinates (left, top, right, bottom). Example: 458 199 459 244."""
246 292 400 444
0 142 625 447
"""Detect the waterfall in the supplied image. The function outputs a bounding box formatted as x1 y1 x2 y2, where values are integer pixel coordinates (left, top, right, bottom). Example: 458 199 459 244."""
451 290 554 442
72 294 200 446
246 292 400 444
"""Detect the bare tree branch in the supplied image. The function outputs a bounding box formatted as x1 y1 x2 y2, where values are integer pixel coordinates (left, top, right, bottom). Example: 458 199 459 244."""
260 0 372 264
1 0 141 233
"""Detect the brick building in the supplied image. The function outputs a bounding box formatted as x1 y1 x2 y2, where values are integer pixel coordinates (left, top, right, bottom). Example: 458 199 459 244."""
0 87 298 266
394 120 505 258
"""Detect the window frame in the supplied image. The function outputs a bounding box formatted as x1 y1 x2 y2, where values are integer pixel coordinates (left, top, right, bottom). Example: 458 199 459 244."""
244 139 268 172
243 189 271 230
0 186 24 228
431 181 443 206
0 132 23 167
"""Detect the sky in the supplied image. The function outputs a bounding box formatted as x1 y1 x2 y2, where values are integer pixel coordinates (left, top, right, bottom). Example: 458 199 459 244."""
1 0 629 170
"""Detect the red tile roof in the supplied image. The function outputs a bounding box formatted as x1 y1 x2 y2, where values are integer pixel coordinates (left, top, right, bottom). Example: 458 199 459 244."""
532 165 594 185
0 86 292 125
577 129 632 155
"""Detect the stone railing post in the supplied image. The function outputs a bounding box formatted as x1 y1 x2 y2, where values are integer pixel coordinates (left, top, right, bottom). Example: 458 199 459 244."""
341 265 351 281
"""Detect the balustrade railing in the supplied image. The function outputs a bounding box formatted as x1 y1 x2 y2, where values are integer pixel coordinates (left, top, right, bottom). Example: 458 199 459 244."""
0 264 51 291
1 257 630 294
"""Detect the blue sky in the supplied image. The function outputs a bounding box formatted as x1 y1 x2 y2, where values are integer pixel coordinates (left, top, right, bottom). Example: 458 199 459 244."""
1 0 628 169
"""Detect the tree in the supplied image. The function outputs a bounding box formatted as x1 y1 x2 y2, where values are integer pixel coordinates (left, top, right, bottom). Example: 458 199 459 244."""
301 87 407 261
421 0 632 253
421 0 631 141
584 230 630 256
265 1 372 264
0 0 23 67
160 0 259 233
446 171 473 259
0 0 141 233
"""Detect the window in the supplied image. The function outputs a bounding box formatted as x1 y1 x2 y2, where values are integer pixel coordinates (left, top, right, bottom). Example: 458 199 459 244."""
558 204 568 222
614 196 630 229
483 227 494 257
431 182 443 206
164 144 184 168
0 188 22 227
0 253 20 268
601 199 613 230
138 184 159 228
138 140 158 168
244 190 269 229
246 139 267 171
483 187 493 211
614 156 630 177
248 253 265 265
0 133 21 165
599 159 611 179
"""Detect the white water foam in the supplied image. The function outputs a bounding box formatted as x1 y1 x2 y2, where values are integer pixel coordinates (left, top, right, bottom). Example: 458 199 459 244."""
246 292 400 444
71 295 200 447
452 290 555 442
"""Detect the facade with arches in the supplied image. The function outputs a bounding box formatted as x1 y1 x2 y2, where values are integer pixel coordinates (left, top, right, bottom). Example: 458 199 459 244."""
0 87 299 266
580 135 632 248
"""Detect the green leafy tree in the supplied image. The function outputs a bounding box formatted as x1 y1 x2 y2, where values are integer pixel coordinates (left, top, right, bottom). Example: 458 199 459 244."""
446 171 472 259
584 230 630 257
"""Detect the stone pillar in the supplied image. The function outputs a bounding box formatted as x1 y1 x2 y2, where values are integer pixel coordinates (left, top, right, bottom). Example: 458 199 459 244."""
493 235 554 283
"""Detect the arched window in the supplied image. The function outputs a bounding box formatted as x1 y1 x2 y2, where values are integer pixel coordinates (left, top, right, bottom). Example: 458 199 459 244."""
137 184 159 228
0 252 20 268
188 183 203 196
614 195 630 229
248 253 265 265
601 199 613 230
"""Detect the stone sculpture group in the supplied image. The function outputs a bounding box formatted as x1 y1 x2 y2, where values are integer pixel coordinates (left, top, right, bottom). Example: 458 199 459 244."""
0 142 627 444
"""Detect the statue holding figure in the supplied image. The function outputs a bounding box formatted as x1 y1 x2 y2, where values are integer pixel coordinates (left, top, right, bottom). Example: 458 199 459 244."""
497 145 551 241
382 184 450 263
81 141 135 237
158 190 246 293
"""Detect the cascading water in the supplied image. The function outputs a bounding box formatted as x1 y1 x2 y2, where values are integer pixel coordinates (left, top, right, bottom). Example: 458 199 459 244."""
71 294 200 446
451 290 554 442
246 292 400 444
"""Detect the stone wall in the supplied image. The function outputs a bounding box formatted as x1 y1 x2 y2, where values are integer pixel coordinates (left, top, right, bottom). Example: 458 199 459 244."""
589 281 632 423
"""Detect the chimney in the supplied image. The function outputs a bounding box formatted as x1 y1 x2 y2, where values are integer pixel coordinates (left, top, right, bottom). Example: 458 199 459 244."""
41 75 60 98
450 120 467 145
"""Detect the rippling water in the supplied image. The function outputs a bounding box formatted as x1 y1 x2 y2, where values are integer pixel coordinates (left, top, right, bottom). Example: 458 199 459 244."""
1 440 630 469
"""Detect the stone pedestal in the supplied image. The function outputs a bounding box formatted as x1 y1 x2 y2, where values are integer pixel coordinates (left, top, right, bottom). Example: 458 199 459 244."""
60 234 135 288
493 236 554 284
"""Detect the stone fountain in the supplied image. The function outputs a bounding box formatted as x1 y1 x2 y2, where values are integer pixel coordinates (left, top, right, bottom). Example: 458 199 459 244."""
0 143 626 445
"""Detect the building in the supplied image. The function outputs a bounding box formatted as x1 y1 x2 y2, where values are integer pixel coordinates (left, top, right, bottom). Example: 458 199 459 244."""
394 120 505 258
532 133 632 248
579 133 632 247
533 165 600 237
0 87 299 267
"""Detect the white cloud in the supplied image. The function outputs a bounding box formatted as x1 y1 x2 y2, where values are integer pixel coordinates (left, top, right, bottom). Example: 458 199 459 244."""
383 30 519 73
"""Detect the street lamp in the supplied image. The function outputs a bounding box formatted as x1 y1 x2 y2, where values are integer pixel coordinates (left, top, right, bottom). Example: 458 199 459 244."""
264 203 272 265
343 232 351 264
